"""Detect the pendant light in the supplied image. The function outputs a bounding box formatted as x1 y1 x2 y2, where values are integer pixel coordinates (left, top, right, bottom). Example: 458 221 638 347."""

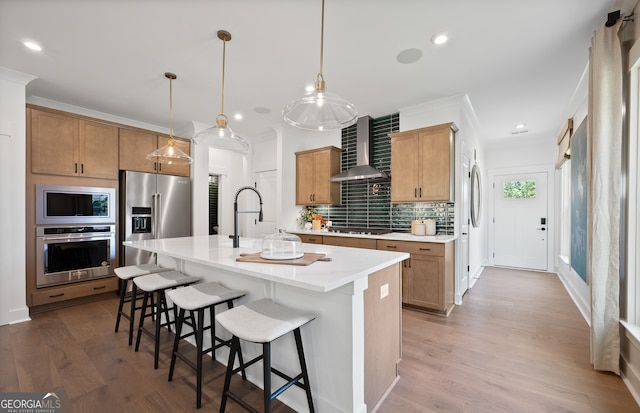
282 0 358 131
146 72 193 165
193 30 249 153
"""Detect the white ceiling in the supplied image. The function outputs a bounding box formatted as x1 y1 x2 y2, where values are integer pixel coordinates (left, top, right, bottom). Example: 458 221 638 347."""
0 0 621 146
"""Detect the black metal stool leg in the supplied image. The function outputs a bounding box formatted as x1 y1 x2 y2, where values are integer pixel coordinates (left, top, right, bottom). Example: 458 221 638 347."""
115 278 127 333
294 328 315 413
264 341 272 413
127 282 138 345
196 308 205 408
220 336 239 413
154 290 165 369
168 307 185 382
134 291 150 352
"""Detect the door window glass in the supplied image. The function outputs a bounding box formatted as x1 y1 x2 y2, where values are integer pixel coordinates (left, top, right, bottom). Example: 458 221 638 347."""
503 180 536 199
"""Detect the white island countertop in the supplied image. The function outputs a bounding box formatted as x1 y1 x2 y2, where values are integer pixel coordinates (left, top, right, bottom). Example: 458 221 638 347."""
124 234 409 293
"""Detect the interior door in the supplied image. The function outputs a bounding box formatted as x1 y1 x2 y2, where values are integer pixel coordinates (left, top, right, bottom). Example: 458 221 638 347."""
493 172 548 270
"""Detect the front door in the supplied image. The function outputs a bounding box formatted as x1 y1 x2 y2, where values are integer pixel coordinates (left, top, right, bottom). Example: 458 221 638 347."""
493 172 548 271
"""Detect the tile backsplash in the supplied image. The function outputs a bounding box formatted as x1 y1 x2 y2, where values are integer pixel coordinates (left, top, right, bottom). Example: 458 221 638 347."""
312 113 455 235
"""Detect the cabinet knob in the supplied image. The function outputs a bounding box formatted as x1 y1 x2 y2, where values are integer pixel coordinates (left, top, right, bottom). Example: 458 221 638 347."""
414 188 417 198
74 163 78 173
419 187 422 198
419 247 431 251
386 245 397 249
81 163 84 174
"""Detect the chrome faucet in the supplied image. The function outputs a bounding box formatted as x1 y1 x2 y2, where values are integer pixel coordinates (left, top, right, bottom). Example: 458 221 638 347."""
232 186 264 248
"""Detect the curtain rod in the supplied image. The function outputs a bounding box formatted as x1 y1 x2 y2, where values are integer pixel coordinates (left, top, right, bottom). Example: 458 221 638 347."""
606 10 634 27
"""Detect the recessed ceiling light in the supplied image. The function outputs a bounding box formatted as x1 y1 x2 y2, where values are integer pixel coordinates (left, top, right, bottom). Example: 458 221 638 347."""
396 48 423 64
234 113 243 120
431 33 448 45
23 41 43 51
515 123 527 129
254 107 271 115
305 85 315 92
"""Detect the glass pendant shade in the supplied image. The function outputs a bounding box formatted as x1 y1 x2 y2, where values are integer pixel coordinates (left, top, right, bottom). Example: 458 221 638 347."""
283 76 358 131
193 30 249 154
146 72 193 165
194 114 249 153
282 0 357 131
146 137 192 165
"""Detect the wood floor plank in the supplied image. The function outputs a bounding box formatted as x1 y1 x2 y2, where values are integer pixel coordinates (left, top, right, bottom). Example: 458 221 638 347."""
378 266 640 413
1 266 638 412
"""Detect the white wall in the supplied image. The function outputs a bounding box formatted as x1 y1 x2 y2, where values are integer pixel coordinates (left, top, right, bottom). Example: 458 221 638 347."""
0 67 35 326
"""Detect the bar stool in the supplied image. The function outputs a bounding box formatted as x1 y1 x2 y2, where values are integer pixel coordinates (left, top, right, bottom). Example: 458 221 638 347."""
216 298 316 413
134 270 199 369
114 263 170 345
167 281 248 409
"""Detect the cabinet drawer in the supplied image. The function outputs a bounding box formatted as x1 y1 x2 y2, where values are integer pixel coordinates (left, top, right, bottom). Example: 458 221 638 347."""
323 236 377 250
299 234 323 244
376 240 444 257
31 277 118 306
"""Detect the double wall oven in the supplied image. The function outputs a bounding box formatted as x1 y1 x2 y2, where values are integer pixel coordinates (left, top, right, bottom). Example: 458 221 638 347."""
35 184 116 288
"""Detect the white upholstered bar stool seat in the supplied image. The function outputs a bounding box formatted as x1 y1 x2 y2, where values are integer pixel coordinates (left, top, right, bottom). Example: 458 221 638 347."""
167 282 247 408
216 298 316 413
114 263 171 345
134 270 199 369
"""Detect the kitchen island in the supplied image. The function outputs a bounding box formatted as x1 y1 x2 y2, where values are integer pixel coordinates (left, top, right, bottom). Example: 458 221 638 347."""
123 234 409 413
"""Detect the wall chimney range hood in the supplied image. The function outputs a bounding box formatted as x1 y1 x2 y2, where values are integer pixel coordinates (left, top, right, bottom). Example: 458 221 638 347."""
329 116 390 182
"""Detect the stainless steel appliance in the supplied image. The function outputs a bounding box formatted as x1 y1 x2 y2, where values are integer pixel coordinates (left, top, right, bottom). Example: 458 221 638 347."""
35 184 116 225
36 225 116 288
120 171 192 266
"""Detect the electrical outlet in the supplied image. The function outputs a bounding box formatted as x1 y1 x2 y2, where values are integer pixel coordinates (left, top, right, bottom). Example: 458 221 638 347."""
380 283 389 299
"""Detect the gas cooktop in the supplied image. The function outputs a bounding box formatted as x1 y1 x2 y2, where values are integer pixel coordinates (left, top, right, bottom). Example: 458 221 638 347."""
327 227 392 235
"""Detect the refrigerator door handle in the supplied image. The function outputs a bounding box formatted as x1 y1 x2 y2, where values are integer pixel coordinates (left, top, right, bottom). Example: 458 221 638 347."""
156 192 162 239
151 193 158 239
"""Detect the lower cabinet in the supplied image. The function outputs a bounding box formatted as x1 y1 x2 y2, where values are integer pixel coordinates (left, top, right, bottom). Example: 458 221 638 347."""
297 232 455 315
378 240 454 315
322 236 377 249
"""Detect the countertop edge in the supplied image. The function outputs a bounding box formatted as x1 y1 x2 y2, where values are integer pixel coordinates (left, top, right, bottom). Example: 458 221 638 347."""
290 229 457 243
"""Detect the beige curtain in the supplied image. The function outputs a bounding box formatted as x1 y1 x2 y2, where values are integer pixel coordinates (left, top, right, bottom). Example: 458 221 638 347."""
587 18 623 374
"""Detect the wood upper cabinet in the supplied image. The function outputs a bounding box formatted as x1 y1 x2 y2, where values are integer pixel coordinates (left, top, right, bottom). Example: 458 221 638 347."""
295 146 341 205
377 239 454 315
389 122 456 203
119 129 190 177
31 109 118 179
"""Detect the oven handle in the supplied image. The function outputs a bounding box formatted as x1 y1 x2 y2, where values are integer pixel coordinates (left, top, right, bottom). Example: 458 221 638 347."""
38 233 115 243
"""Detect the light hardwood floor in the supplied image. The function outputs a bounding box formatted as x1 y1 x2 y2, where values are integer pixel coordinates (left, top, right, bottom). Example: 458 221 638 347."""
1 266 638 412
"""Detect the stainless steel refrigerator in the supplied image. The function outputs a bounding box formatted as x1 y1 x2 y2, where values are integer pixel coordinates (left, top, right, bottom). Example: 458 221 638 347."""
120 171 192 266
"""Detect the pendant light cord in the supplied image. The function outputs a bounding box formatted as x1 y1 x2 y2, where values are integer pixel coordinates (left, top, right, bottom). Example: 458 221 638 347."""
221 37 226 116
169 76 173 138
319 0 325 77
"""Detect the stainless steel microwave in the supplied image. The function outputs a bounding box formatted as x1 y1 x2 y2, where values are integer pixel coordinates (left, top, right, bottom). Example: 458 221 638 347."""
35 184 116 225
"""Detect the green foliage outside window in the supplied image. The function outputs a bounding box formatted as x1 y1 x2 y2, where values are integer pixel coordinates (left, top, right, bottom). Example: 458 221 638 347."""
503 180 536 199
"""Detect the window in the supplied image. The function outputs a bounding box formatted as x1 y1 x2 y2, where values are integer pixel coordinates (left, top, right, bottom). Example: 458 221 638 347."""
627 50 640 325
559 161 572 262
503 180 536 199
